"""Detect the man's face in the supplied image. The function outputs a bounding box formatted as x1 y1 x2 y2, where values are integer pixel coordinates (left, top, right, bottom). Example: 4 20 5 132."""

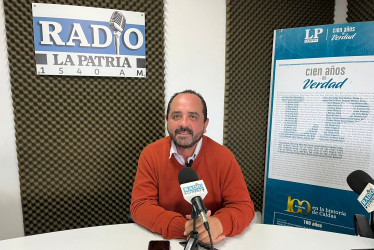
166 93 209 149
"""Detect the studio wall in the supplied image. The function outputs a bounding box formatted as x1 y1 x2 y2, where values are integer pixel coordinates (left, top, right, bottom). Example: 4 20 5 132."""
0 0 360 240
224 0 335 211
0 0 227 240
0 0 23 240
347 0 374 22
3 0 165 235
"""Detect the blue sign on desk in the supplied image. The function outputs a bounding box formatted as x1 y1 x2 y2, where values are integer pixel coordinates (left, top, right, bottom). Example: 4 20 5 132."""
264 21 374 234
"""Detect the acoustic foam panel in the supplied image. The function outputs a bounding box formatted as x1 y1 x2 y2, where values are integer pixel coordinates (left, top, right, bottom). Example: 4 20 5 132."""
347 0 374 22
4 0 165 235
224 0 335 211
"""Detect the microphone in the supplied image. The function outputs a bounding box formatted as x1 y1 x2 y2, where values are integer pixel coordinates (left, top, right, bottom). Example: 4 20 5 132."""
178 167 210 231
347 170 374 238
185 159 193 168
109 11 126 55
347 170 374 213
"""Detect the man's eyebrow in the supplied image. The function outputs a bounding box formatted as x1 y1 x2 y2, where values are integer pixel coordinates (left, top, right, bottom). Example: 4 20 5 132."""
170 111 200 116
188 112 200 116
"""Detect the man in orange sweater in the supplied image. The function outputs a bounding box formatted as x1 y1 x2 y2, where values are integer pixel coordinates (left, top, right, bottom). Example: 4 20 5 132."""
130 90 255 244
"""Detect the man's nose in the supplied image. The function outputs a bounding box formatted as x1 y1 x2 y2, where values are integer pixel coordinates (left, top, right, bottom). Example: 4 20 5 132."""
180 116 189 126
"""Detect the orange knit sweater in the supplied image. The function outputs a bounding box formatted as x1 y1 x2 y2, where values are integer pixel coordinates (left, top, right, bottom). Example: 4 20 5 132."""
130 136 255 239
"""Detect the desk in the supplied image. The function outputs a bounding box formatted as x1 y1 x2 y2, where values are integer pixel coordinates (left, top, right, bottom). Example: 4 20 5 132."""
0 223 373 250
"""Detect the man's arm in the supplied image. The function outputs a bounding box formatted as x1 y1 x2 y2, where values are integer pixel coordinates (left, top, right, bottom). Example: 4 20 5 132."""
212 157 255 237
184 156 255 243
130 151 187 239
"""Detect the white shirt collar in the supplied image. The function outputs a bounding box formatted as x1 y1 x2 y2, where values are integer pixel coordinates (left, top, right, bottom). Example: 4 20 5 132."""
169 137 203 166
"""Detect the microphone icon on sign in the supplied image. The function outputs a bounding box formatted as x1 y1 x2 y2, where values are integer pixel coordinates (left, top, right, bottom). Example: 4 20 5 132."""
109 11 126 55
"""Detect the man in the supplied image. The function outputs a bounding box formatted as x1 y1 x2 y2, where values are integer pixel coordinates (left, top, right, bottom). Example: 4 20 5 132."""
130 90 254 244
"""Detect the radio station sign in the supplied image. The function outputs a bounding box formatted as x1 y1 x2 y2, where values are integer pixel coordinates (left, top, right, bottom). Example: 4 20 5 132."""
32 3 146 78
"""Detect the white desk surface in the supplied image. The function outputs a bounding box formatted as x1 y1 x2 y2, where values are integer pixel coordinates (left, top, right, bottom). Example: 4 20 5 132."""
0 223 373 250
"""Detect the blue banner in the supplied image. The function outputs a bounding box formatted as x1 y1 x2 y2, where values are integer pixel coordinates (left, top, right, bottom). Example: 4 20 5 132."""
264 21 374 235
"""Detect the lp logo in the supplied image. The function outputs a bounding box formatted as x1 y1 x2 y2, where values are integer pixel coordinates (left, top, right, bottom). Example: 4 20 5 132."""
285 195 311 215
305 28 323 40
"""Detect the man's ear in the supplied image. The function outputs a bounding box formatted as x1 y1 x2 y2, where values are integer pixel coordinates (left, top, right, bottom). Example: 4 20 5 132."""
165 114 168 121
203 118 209 133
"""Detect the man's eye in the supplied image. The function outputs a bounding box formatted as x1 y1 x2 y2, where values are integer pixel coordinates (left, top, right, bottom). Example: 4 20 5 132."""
173 115 181 119
190 115 197 120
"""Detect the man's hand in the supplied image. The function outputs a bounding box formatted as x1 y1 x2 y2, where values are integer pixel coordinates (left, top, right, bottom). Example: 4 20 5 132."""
184 210 225 244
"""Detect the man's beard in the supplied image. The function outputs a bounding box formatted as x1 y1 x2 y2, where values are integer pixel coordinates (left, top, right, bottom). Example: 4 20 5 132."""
169 127 203 149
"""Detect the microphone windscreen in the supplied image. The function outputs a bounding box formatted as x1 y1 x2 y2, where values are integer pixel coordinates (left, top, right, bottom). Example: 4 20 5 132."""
178 167 198 185
347 170 374 194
